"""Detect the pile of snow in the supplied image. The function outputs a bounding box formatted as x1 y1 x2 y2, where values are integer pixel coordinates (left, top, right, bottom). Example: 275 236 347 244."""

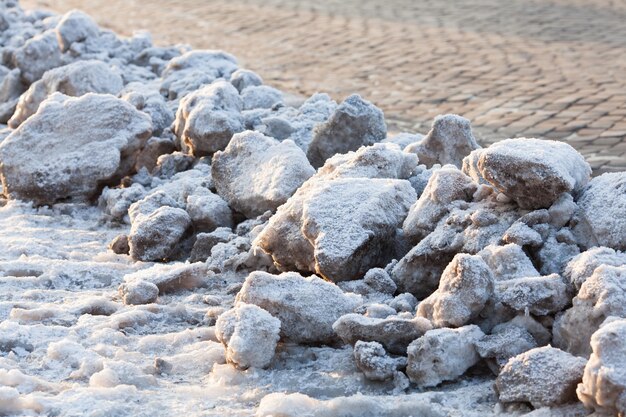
0 2 624 416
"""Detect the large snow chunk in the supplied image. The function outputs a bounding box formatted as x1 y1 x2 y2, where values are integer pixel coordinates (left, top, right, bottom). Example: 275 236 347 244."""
306 94 386 168
0 93 151 205
55 10 99 52
405 114 479 168
577 318 626 416
128 206 192 261
553 265 626 357
236 271 361 344
212 131 314 218
573 173 626 250
254 177 416 282
477 138 591 209
173 80 243 156
496 346 586 407
215 303 281 369
417 253 494 328
333 314 432 354
160 50 239 100
9 60 123 128
406 325 484 388
403 165 477 243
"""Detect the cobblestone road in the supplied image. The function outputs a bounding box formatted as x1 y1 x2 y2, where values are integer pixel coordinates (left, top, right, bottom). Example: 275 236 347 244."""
23 0 626 172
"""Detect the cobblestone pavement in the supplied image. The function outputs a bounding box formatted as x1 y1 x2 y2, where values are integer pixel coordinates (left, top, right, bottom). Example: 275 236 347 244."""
23 0 626 173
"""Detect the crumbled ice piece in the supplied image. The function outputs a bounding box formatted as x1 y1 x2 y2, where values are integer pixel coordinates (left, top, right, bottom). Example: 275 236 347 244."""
353 341 404 381
55 10 99 51
564 246 626 291
503 221 543 247
11 30 66 84
185 191 233 232
229 68 263 92
240 85 282 110
118 280 159 305
215 303 281 369
496 346 586 407
479 244 539 281
109 234 129 255
477 138 591 209
495 274 570 316
475 325 537 372
405 114 479 168
406 325 484 387
417 253 494 327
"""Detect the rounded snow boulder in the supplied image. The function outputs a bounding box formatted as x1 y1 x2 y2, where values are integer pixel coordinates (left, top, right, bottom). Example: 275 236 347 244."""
477 138 591 209
0 93 152 205
215 303 281 369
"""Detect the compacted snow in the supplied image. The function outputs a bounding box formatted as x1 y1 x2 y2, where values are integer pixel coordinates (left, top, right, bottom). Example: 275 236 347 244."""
0 2 625 416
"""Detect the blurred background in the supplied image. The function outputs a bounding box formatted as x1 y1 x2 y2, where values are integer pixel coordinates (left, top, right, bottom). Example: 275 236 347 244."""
22 0 626 174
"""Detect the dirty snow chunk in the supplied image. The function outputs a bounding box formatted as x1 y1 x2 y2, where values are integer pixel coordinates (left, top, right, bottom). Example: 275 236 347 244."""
173 80 243 156
212 131 315 217
0 93 151 205
333 313 432 354
109 234 130 255
152 151 194 179
118 280 159 305
237 271 361 344
564 247 626 291
496 274 569 316
11 30 66 84
160 50 239 100
479 244 539 281
229 68 263 92
186 192 233 232
215 303 281 369
241 85 282 110
573 172 626 250
9 60 124 128
577 318 626 416
135 137 176 173
406 325 484 388
128 206 191 261
363 268 397 295
123 262 207 294
496 346 586 407
477 138 591 209
475 325 537 372
353 341 404 381
387 293 418 313
402 165 477 243
254 177 416 282
417 254 494 328
55 10 99 51
306 94 386 168
553 265 626 357
317 143 418 181
405 114 479 168
548 193 577 228
0 66 25 123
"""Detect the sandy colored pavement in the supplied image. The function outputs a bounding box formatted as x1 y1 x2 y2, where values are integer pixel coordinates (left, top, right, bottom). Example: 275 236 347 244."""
21 0 626 172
